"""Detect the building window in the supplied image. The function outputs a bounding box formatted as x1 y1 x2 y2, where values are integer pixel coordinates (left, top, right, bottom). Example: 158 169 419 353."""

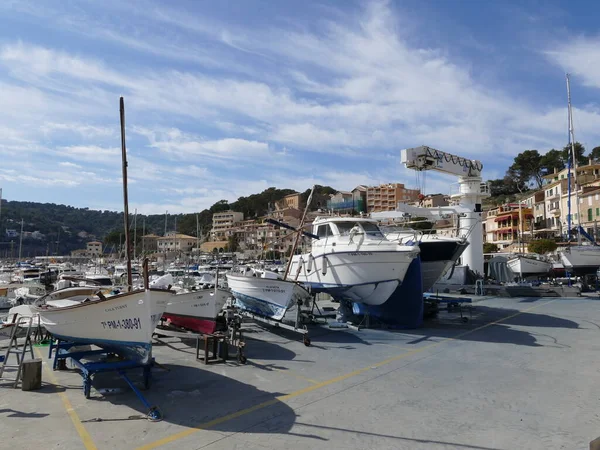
588 208 593 222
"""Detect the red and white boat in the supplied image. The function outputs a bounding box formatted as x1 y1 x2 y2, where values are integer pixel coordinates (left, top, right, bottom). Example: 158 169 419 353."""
162 288 229 334
150 274 229 334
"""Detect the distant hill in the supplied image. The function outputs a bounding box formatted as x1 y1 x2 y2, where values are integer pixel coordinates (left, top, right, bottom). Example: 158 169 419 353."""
0 185 337 258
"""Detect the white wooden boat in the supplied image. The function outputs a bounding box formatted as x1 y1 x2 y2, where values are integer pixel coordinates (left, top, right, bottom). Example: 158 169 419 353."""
507 255 552 276
288 217 419 305
226 270 310 320
32 287 172 363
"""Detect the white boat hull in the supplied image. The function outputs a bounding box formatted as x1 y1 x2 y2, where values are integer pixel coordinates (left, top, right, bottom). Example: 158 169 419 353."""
163 288 229 334
226 274 310 320
559 246 600 273
289 250 416 305
507 256 552 275
33 289 171 363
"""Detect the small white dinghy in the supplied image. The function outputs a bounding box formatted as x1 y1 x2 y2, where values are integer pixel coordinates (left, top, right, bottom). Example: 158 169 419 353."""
31 286 173 364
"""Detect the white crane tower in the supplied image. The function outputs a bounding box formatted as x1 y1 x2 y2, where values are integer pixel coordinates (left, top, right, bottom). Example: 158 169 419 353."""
373 146 489 275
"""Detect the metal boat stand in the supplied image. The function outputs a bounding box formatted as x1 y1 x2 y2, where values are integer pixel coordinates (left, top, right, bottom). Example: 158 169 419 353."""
152 322 247 365
48 339 163 421
423 293 474 323
238 297 312 346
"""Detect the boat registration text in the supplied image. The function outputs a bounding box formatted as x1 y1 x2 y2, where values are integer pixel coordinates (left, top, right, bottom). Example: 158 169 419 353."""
101 317 142 330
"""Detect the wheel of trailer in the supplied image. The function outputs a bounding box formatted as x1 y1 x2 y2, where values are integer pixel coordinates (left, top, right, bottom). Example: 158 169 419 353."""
83 379 91 399
147 406 163 422
462 317 469 323
303 336 311 347
238 353 247 364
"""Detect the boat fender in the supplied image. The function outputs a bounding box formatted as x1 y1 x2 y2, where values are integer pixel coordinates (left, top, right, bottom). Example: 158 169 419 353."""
307 254 313 272
322 256 328 276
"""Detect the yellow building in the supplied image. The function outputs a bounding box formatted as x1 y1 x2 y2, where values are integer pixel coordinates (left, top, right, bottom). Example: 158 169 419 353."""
484 203 533 250
277 192 303 210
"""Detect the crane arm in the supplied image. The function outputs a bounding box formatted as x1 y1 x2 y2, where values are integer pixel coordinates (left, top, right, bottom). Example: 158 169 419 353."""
401 146 483 178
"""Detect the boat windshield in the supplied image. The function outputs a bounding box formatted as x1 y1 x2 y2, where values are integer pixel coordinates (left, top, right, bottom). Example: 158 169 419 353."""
335 221 384 238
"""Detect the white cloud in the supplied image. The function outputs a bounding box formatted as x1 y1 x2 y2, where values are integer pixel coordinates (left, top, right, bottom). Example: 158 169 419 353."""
545 36 600 89
59 145 121 164
2 1 600 214
59 161 83 169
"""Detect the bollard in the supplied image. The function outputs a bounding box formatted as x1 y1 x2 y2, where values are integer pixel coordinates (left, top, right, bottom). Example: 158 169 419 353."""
21 358 42 391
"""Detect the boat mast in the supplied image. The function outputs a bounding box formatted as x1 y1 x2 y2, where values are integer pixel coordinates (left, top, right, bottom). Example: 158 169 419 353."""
283 185 315 280
196 213 200 258
517 200 523 280
18 218 23 262
119 97 133 290
133 208 137 261
566 73 582 245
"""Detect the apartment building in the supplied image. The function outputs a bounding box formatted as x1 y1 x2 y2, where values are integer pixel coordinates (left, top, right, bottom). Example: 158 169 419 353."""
484 203 533 249
86 241 103 256
366 183 421 213
211 210 244 240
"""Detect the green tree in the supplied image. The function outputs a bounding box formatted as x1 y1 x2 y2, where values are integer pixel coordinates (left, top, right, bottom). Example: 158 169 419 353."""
227 234 239 252
483 242 499 253
561 142 587 167
509 150 543 189
528 239 558 255
589 146 600 162
540 149 565 176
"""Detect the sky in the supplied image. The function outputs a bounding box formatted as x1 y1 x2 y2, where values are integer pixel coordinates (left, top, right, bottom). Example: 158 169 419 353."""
0 0 599 214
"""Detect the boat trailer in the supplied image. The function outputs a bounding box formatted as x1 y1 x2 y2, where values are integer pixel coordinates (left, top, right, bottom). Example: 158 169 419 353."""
48 339 163 421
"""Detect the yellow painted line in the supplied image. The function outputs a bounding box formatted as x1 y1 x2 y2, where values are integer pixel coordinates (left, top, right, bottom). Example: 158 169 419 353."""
34 347 98 450
136 300 554 450
270 367 319 385
248 360 320 385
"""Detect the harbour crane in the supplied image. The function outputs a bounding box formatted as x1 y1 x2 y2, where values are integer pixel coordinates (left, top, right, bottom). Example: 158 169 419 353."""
372 145 490 275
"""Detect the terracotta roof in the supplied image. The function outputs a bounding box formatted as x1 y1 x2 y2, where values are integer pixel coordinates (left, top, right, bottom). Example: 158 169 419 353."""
157 233 197 240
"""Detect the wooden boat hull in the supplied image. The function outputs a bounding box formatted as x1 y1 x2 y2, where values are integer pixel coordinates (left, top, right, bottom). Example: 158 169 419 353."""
33 289 172 364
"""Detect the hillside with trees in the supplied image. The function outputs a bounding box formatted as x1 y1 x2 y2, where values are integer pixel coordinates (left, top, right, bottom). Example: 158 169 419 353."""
485 142 600 206
0 186 337 258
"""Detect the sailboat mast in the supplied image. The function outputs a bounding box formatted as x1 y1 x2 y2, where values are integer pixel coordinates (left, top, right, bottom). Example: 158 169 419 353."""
18 218 23 262
120 97 133 290
566 74 582 245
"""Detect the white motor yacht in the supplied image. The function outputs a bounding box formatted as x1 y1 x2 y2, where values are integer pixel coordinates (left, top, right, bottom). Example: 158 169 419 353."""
288 217 419 305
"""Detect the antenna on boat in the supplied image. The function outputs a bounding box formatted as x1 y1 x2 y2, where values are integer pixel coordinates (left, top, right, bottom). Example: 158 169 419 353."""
283 185 315 280
120 97 133 291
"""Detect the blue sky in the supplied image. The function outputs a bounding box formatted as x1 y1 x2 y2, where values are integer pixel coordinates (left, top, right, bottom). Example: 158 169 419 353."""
0 0 598 213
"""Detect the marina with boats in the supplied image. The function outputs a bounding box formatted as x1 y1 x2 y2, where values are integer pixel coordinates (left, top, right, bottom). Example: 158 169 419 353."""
1 9 600 445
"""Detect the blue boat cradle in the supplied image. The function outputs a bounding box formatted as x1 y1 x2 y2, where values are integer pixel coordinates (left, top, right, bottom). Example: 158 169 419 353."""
352 256 424 328
48 339 163 422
